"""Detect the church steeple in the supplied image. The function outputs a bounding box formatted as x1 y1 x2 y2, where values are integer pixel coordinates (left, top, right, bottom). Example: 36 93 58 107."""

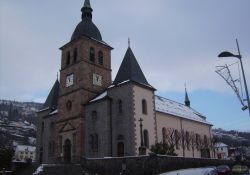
113 46 151 87
81 0 93 20
184 86 190 107
71 0 102 41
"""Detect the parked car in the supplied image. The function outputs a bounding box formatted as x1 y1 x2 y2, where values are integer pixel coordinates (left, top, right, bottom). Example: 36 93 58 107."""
232 165 249 174
232 165 241 174
160 167 218 175
241 165 249 174
217 165 231 175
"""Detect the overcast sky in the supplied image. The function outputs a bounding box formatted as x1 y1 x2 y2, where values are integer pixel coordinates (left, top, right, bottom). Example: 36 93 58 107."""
0 0 250 131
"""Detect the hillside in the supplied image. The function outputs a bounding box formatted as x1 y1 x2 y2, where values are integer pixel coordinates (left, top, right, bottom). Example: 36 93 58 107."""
213 128 250 147
0 100 43 148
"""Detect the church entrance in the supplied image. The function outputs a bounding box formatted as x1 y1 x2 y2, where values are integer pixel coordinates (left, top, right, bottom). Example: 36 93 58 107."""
64 139 71 163
117 142 124 157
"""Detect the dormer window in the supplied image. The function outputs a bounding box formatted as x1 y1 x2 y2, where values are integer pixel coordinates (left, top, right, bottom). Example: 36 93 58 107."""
98 51 103 65
90 47 95 62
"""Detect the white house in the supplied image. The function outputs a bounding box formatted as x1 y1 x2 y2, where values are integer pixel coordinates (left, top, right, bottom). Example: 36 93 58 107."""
15 145 36 162
214 142 228 159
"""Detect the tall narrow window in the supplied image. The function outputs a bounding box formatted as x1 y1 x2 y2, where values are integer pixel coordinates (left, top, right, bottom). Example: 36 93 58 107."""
94 133 99 152
59 136 62 153
98 51 103 65
204 135 208 148
73 48 77 63
91 111 97 121
42 122 44 133
186 131 190 150
175 130 180 149
144 129 149 148
142 99 147 114
66 51 70 65
90 134 98 152
90 47 95 62
196 134 200 150
118 99 122 113
162 127 166 144
90 135 94 150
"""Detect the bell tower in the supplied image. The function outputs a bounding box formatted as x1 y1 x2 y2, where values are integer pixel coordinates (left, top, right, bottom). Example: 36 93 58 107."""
55 0 113 162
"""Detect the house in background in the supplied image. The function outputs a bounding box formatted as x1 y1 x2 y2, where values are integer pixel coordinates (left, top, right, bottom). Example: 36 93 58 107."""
214 142 229 159
14 145 36 162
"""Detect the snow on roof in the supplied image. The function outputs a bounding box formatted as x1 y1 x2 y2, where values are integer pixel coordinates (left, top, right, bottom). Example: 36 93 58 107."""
155 95 211 125
49 109 58 115
16 145 36 152
90 91 108 102
214 142 228 148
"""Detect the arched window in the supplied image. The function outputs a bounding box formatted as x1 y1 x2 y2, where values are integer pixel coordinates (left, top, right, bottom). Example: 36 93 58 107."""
66 51 70 65
42 122 44 133
118 99 122 113
98 51 103 65
186 131 190 150
90 133 98 152
90 135 94 150
196 134 200 150
204 135 208 148
94 133 98 151
142 99 147 114
175 130 180 149
162 127 166 144
73 48 77 63
144 129 149 148
89 47 95 62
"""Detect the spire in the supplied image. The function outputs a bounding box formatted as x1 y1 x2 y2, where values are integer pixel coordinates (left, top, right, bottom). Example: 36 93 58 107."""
43 79 60 111
184 84 190 107
113 46 151 87
81 0 93 20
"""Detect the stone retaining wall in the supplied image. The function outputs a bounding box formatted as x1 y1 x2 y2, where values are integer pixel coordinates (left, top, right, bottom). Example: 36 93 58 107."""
81 155 234 175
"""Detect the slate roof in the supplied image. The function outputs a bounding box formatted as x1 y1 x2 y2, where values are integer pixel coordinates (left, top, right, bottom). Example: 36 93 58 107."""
71 0 102 41
214 142 228 148
42 80 59 111
113 47 151 87
89 92 211 125
155 95 211 125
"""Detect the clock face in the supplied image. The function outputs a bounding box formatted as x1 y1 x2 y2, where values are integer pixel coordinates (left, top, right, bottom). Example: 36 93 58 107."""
93 73 102 86
66 74 74 87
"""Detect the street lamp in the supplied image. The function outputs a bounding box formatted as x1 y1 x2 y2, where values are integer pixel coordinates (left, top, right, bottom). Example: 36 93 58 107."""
218 39 250 116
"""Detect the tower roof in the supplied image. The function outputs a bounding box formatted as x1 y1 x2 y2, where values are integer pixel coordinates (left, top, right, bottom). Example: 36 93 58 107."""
113 47 151 87
185 87 190 107
43 79 59 110
71 0 102 41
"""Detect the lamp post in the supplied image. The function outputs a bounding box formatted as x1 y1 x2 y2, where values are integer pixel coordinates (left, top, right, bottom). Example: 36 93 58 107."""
218 39 250 116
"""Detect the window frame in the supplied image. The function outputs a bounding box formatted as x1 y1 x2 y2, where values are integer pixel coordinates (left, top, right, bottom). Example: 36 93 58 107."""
142 99 147 114
89 47 95 62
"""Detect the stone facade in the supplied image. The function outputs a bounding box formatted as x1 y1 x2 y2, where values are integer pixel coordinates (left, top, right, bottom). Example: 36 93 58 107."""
37 0 214 164
36 109 57 163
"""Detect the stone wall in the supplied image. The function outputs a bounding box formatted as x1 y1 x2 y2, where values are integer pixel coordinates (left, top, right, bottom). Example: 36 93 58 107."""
81 155 234 175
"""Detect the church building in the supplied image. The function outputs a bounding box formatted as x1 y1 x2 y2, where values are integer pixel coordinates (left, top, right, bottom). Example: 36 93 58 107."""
36 0 214 164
